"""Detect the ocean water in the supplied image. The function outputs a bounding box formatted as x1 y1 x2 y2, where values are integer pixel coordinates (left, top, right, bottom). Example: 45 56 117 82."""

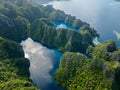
43 0 120 46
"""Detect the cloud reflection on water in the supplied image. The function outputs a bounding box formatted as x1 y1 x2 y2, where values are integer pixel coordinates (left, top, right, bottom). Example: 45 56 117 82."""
21 38 63 90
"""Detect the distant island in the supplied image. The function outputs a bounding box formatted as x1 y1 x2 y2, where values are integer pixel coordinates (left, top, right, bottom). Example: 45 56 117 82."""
31 0 70 4
31 0 52 4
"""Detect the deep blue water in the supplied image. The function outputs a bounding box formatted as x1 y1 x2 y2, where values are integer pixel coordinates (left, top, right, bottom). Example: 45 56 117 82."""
43 0 120 46
21 38 63 90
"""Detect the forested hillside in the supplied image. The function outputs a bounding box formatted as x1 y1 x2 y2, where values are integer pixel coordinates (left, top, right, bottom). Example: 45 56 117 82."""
54 40 120 90
1 0 120 90
0 0 98 53
0 37 38 90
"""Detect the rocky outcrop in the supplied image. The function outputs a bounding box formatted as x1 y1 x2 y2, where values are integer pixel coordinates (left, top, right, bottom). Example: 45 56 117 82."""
0 0 99 53
54 42 120 90
0 37 38 90
87 40 119 61
29 19 94 53
0 15 28 42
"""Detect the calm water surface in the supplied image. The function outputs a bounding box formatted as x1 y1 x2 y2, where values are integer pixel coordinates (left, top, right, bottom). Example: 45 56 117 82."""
21 0 120 90
43 0 120 45
21 38 63 90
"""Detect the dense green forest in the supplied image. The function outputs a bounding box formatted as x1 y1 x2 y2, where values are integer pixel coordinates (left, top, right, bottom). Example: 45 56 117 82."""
54 40 120 90
0 0 98 53
0 0 120 90
0 37 38 90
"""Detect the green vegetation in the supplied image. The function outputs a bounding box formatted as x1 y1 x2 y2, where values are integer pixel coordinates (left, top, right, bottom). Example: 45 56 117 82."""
0 0 99 89
0 37 38 90
54 40 120 90
0 0 98 52
87 40 120 61
29 18 94 52
1 0 120 90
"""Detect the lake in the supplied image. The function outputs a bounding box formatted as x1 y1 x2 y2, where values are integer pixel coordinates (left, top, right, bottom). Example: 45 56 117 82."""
21 38 63 90
43 0 120 46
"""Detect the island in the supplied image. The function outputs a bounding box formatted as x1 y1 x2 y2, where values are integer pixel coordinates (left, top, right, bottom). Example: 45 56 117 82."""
0 0 98 53
54 40 120 90
0 0 120 90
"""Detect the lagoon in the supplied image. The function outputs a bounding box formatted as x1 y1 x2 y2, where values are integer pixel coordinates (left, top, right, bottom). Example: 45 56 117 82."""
21 38 63 90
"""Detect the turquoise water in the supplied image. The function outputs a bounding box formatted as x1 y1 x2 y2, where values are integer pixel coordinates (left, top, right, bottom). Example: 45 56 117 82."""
21 38 63 90
53 20 101 45
21 0 120 90
53 20 77 30
44 0 120 46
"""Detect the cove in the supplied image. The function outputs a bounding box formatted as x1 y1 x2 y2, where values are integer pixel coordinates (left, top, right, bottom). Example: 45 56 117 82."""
21 38 63 90
52 20 100 45
43 0 120 46
53 20 77 30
